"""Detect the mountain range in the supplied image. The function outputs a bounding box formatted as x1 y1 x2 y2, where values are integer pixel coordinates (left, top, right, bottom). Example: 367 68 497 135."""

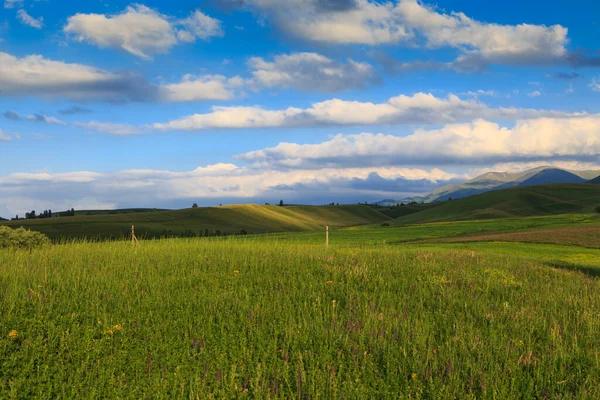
378 166 600 206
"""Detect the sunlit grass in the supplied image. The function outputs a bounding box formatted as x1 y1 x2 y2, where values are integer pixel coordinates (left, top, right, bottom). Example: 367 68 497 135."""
1 237 600 398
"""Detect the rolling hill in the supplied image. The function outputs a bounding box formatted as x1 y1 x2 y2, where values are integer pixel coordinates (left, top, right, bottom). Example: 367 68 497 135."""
390 183 600 225
1 204 390 240
588 176 600 184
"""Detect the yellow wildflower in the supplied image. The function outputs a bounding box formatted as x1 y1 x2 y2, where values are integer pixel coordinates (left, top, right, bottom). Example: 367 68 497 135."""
411 373 417 380
105 329 114 335
8 330 18 339
326 281 333 285
113 324 122 331
234 270 240 274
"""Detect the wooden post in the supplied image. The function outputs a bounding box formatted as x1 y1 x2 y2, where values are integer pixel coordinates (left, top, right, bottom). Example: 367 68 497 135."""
326 225 329 248
132 224 139 246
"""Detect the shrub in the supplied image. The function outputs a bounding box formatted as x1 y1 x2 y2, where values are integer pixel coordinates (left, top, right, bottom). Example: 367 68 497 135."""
0 226 51 249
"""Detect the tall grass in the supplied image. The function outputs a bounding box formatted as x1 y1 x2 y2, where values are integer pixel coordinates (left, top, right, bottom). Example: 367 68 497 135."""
1 238 599 398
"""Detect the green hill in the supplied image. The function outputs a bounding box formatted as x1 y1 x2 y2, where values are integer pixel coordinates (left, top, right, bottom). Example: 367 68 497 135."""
588 176 600 184
1 204 390 240
391 183 600 225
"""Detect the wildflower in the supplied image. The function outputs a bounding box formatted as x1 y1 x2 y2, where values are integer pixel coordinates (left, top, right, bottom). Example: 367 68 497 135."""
105 329 114 335
326 281 333 285
113 324 122 331
234 270 240 275
8 330 18 339
411 373 417 380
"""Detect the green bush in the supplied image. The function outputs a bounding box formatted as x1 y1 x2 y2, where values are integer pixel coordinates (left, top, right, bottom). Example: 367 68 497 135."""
0 226 51 249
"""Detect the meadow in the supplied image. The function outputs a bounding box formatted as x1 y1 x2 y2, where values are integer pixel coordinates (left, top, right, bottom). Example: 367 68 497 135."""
1 227 600 398
2 184 600 398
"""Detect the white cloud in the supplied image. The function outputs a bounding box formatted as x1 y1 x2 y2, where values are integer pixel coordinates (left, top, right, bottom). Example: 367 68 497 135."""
17 9 43 29
590 78 600 92
248 52 378 92
0 51 242 102
0 163 462 217
161 74 243 102
234 0 569 68
153 92 574 131
0 51 153 101
0 129 13 141
25 114 66 124
239 116 600 168
527 90 542 97
461 90 495 97
64 5 223 59
177 9 223 42
3 110 65 124
4 0 22 8
565 84 574 94
74 121 143 136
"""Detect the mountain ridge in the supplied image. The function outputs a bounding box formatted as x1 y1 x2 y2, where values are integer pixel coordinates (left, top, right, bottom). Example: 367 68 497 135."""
379 166 600 205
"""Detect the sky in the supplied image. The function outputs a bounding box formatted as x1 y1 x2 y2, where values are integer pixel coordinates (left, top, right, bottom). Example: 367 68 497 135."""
1 0 600 218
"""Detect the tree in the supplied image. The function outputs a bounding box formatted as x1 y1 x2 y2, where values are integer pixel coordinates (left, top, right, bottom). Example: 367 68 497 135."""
279 200 284 207
192 203 198 208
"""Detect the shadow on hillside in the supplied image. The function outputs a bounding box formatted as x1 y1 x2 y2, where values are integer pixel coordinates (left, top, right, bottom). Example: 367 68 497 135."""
545 261 600 278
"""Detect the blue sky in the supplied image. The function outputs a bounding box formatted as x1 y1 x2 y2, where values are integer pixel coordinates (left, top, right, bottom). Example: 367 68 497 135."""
1 0 600 217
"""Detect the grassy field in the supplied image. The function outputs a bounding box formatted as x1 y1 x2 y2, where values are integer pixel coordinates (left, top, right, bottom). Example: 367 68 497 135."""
391 183 600 225
1 205 389 241
2 216 600 397
2 186 600 397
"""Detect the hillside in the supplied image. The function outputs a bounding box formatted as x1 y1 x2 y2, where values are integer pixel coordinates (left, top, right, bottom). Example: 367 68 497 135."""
1 204 390 240
391 183 600 225
588 176 600 184
399 166 600 204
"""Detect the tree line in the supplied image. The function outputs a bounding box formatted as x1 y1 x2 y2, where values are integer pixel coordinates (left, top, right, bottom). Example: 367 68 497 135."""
12 208 76 221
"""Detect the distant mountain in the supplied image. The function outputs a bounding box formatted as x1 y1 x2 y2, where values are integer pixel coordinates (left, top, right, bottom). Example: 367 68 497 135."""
588 175 600 184
391 166 599 205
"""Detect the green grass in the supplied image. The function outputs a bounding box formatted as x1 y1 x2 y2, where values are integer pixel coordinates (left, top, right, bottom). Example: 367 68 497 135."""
392 183 600 225
1 204 389 241
3 195 600 397
251 213 600 246
1 238 600 398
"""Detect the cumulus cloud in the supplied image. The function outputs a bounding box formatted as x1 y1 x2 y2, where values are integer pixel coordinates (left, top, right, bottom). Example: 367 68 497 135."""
0 51 242 102
239 116 600 168
219 0 573 69
161 74 244 102
0 51 158 102
590 78 600 92
527 90 542 98
0 163 462 217
17 9 43 29
64 5 223 59
248 52 379 92
153 92 574 131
